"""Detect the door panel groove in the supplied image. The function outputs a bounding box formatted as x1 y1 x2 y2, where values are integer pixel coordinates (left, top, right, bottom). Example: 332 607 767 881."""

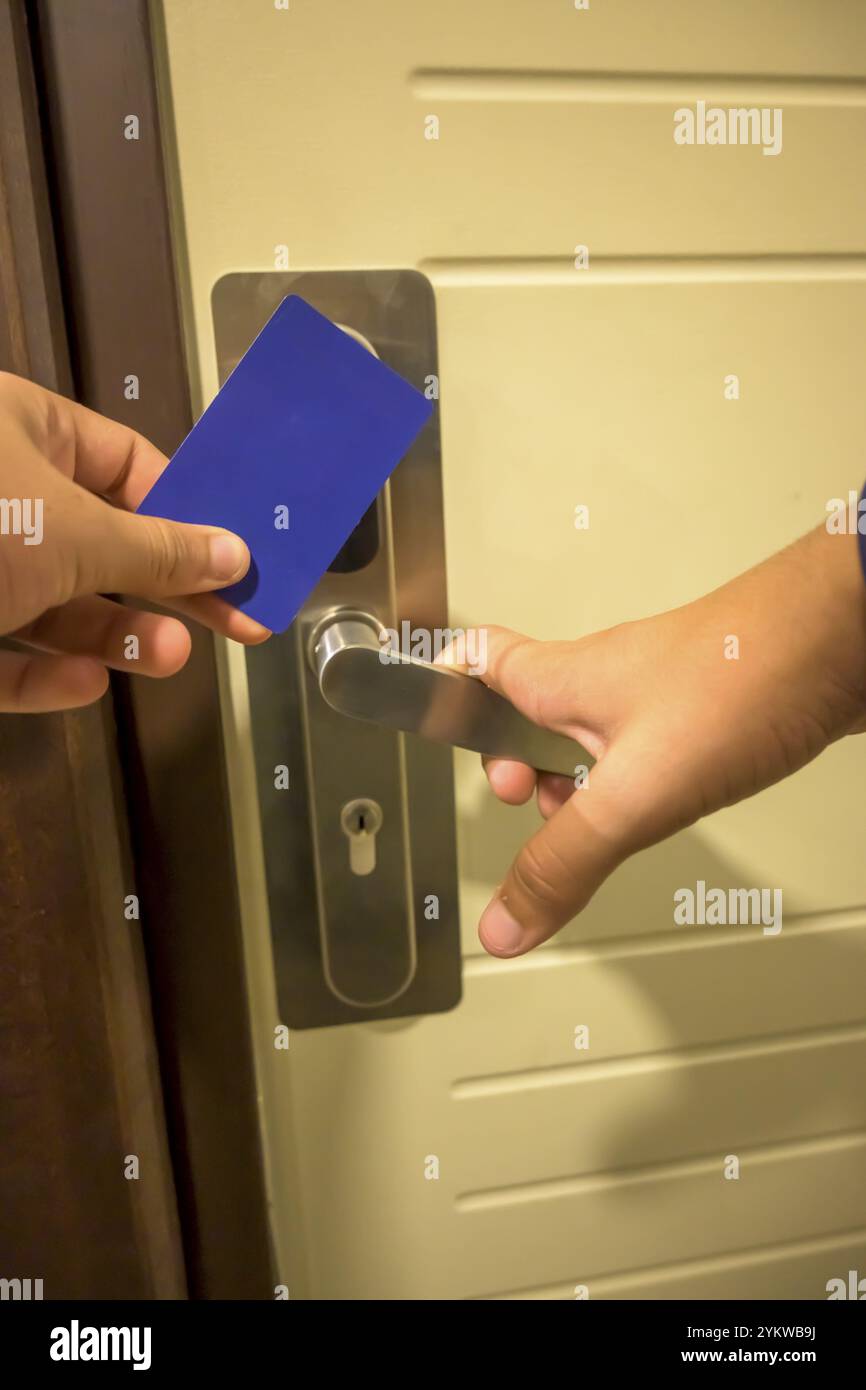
452 1019 866 1096
463 911 866 973
422 254 866 287
485 1225 866 1301
412 69 866 106
456 1126 866 1210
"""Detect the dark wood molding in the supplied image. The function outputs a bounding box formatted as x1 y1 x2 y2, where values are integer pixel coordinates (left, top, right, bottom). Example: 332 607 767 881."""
28 0 274 1297
0 0 68 389
0 0 185 1299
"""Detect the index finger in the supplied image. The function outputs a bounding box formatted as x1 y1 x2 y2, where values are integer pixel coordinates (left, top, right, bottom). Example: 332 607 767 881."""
62 393 172 508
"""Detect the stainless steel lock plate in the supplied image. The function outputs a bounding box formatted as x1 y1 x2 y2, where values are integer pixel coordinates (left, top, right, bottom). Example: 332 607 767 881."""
212 270 462 1029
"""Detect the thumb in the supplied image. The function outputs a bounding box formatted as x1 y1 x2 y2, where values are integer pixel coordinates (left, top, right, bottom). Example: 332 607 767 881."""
478 746 636 957
68 501 250 601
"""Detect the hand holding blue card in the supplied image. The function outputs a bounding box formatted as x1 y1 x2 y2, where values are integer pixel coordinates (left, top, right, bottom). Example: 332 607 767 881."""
137 295 433 632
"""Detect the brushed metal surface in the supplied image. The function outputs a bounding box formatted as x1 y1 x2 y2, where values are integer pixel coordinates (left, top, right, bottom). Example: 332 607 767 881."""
313 612 592 779
213 269 461 1027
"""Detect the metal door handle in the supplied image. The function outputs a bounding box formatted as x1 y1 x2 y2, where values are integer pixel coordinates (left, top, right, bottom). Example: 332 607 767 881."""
310 610 593 778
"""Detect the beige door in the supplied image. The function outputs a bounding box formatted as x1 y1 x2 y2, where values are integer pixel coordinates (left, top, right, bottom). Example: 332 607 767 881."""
154 0 866 1298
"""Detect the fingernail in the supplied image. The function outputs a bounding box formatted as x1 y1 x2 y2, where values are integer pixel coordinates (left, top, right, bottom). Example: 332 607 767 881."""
479 898 524 955
209 533 248 580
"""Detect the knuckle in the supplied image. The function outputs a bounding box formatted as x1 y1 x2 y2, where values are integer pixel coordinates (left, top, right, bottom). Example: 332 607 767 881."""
0 552 16 634
145 520 187 586
512 838 573 909
44 395 76 467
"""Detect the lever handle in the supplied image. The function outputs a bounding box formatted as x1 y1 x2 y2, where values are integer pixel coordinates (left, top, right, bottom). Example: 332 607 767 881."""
310 612 593 778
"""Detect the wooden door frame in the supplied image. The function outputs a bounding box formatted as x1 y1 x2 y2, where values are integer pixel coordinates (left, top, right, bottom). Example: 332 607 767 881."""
0 0 185 1299
1 0 273 1298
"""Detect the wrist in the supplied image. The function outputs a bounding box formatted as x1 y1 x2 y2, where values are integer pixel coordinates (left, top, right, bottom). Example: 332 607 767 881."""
811 514 866 712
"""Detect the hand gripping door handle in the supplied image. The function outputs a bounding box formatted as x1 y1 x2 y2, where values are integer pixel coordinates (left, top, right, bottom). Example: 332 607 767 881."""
308 610 594 778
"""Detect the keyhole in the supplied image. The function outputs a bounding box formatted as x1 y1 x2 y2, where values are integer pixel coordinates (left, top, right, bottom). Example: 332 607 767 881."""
340 798 384 876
